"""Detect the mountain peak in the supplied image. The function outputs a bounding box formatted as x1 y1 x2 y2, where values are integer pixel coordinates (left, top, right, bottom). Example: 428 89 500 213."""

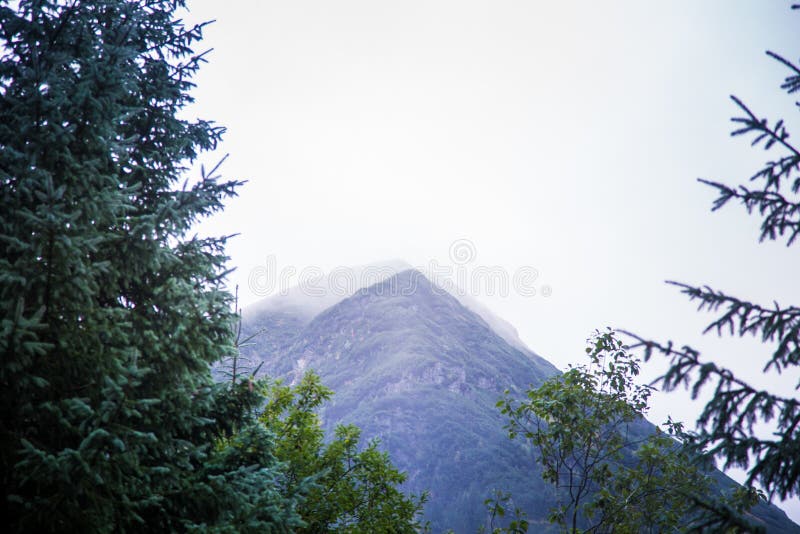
238 267 560 530
244 259 414 320
244 259 537 356
357 268 436 297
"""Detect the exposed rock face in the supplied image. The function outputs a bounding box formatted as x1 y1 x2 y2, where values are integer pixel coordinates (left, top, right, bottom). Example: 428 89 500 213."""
237 268 799 533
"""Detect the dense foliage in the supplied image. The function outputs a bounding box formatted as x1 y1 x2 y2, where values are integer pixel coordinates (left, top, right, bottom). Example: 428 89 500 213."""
499 331 722 533
0 1 297 530
252 371 427 532
625 4 800 528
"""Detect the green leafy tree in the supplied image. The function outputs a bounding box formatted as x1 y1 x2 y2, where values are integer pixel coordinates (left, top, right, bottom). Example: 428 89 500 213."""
0 1 299 530
499 330 713 534
256 371 428 533
624 4 800 529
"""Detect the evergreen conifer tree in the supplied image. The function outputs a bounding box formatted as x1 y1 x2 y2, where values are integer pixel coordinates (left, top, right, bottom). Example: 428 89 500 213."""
626 5 800 528
0 1 299 530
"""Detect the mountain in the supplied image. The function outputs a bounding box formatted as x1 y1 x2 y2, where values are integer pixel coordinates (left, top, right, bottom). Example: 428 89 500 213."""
242 259 531 353
236 268 799 532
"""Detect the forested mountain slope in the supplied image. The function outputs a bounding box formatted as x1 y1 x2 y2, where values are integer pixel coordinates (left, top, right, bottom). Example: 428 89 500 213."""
237 269 798 532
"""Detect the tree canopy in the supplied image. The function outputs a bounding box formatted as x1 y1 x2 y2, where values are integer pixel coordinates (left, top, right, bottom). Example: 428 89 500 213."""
254 371 428 532
0 0 309 530
499 330 721 534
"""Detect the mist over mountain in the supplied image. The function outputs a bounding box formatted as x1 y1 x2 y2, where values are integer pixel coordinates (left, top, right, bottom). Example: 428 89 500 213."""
234 266 799 532
245 259 531 351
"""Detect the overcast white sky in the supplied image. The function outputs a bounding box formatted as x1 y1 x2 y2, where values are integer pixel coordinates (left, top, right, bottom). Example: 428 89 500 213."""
183 0 799 522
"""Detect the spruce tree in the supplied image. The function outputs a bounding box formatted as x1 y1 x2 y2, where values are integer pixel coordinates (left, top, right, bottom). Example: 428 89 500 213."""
0 1 298 531
626 5 800 528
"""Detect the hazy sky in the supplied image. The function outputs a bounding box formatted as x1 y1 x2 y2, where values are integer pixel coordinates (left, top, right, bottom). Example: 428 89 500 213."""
183 1 799 521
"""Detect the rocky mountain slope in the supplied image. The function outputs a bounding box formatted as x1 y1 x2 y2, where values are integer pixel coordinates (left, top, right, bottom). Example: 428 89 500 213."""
236 268 799 532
